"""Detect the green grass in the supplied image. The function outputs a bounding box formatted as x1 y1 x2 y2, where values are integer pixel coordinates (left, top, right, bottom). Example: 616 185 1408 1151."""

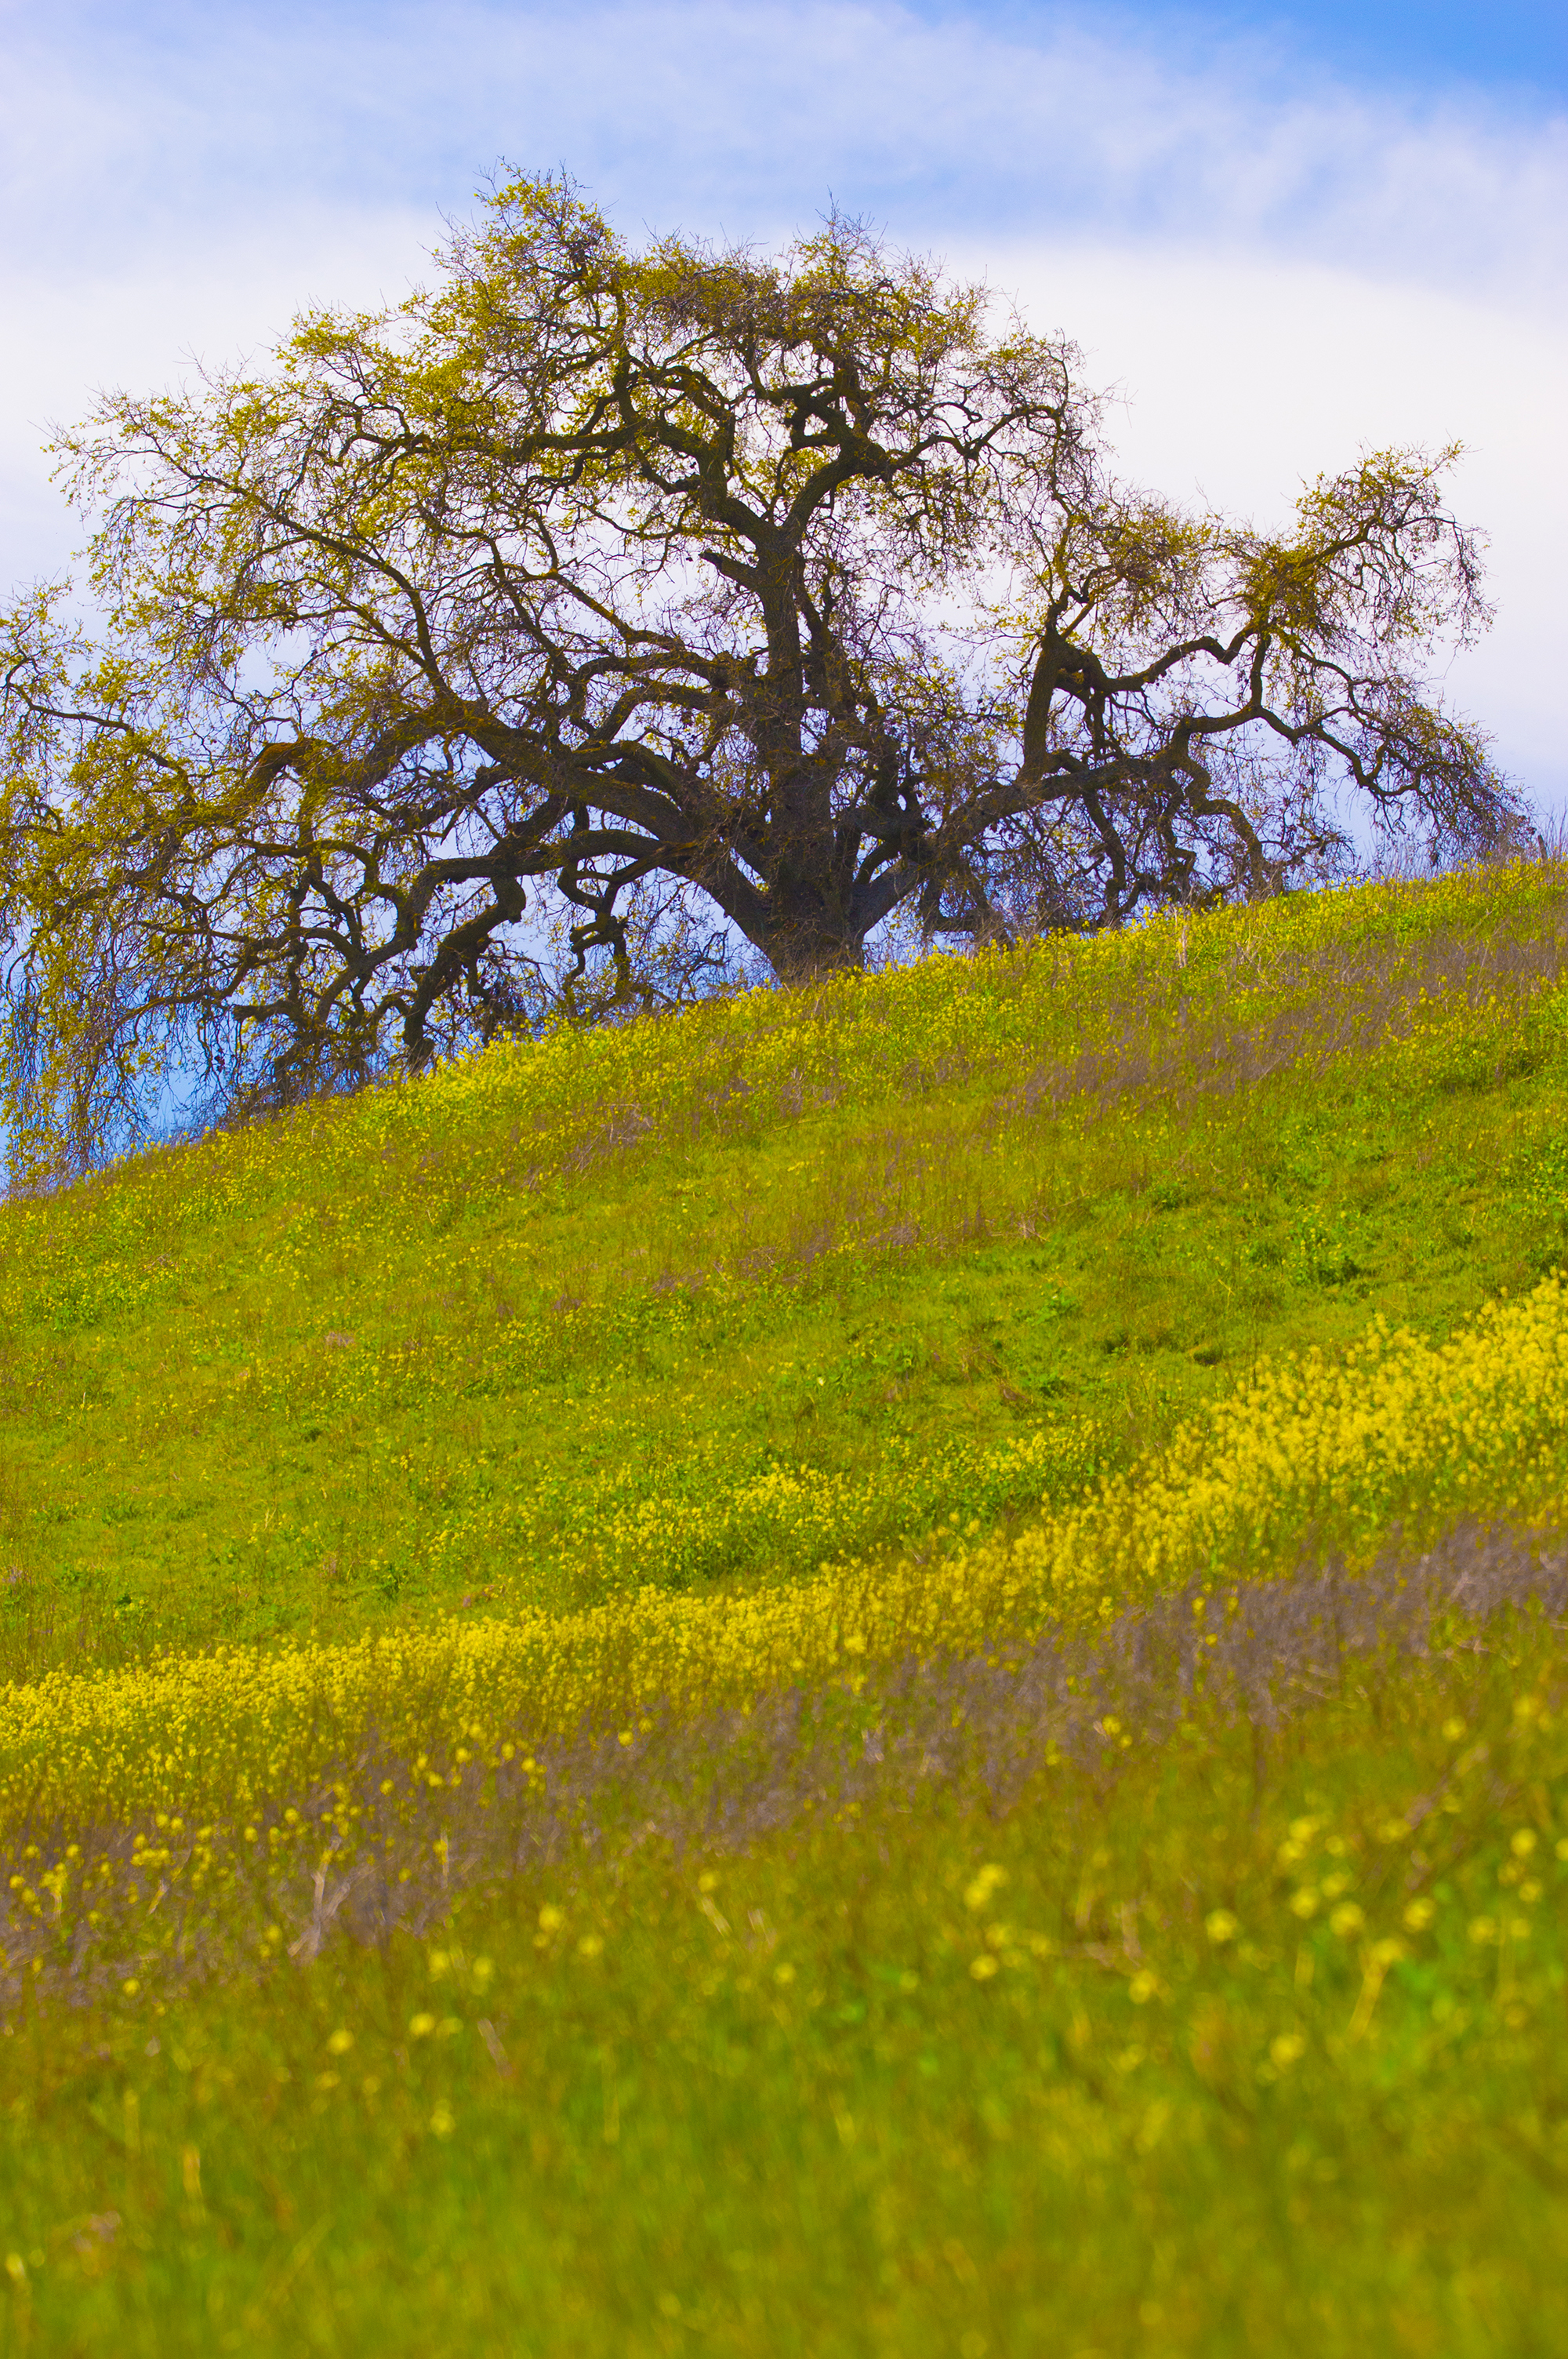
8 860 1568 2352
4 860 1568 1681
6 1558 1568 2354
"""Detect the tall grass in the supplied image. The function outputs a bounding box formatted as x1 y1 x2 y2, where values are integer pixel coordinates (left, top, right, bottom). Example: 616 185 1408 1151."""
6 860 1568 2351
5 1540 1568 2355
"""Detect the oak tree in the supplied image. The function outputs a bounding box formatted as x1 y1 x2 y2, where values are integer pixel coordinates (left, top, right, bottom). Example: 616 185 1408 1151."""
0 173 1518 1173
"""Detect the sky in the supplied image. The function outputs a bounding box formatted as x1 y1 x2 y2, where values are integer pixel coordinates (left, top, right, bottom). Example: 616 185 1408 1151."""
2 0 1564 805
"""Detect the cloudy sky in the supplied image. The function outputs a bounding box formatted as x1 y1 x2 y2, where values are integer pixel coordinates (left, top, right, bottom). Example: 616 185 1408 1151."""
3 0 1564 803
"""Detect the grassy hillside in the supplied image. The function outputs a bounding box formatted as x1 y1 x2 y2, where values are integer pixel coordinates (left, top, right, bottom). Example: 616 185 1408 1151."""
6 861 1568 2352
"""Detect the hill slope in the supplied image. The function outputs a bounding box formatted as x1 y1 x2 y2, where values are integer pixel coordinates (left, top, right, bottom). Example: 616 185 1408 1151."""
5 863 1568 2354
6 857 1568 1675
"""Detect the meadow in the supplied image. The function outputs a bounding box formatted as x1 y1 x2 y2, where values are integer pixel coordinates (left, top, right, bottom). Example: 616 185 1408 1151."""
5 859 1568 2351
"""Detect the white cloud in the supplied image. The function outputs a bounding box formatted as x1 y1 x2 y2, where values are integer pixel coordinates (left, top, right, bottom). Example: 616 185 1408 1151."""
3 0 1564 798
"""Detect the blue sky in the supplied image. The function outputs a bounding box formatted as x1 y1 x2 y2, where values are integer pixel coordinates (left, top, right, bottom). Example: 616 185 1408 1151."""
2 0 1564 801
939 2 1568 102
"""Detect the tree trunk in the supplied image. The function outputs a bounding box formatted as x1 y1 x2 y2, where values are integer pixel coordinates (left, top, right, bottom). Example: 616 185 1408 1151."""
757 911 869 989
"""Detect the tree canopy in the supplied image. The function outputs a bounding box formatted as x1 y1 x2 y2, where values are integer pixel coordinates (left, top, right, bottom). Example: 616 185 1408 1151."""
0 172 1519 1176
